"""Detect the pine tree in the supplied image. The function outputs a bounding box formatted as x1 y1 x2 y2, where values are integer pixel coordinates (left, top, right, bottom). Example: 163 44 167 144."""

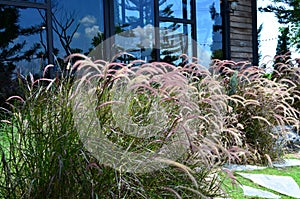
276 26 291 55
0 5 43 109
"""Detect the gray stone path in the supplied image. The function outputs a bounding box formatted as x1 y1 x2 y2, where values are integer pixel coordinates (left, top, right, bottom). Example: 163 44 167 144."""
240 185 281 199
273 159 300 168
237 173 300 198
223 159 300 198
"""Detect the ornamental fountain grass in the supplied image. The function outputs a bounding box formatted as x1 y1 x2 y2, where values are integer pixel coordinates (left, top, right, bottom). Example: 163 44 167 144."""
0 54 298 198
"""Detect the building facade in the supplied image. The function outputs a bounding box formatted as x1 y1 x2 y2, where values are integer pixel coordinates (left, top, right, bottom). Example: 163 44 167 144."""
229 0 258 64
0 0 258 76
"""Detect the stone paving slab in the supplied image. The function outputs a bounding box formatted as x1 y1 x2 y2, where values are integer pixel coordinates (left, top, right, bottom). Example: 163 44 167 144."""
224 159 300 172
273 159 300 168
222 158 300 198
240 185 281 198
237 173 300 198
223 164 267 171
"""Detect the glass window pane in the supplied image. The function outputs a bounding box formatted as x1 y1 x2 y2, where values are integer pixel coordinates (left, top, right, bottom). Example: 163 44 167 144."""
159 22 193 65
196 1 222 65
0 6 47 77
114 0 154 31
0 5 47 107
112 25 155 63
110 0 155 62
52 0 104 67
159 0 191 19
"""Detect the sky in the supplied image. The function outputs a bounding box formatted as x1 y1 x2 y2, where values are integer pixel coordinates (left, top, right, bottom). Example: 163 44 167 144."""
257 0 300 64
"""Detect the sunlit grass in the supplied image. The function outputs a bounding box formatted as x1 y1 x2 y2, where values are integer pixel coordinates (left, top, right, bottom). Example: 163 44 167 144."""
222 165 300 199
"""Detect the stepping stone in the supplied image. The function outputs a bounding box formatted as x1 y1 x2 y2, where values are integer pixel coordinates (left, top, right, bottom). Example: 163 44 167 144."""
223 164 267 171
240 185 281 199
213 198 231 199
273 159 300 167
237 173 300 198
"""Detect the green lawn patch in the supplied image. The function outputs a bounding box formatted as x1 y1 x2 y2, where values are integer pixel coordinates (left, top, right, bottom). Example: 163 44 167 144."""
222 164 300 199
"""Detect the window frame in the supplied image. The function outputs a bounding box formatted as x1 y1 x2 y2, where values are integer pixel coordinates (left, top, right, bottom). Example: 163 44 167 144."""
106 0 199 62
0 0 249 66
156 0 197 61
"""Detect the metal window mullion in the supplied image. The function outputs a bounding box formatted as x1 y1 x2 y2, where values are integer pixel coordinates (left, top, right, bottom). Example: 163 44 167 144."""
221 0 231 60
157 0 197 59
121 0 126 25
190 0 197 58
0 0 54 65
45 0 54 65
182 0 189 57
154 0 160 61
183 0 187 19
251 0 258 66
103 0 115 61
158 16 193 25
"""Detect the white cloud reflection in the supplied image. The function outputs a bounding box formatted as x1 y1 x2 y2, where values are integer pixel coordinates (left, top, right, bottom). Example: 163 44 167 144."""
80 15 97 26
85 25 100 39
73 32 81 39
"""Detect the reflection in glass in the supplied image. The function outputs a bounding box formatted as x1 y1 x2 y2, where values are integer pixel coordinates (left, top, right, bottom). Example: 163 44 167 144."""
0 0 223 79
196 1 222 64
0 5 47 107
210 2 223 60
114 0 154 31
51 0 104 69
160 22 193 65
112 0 155 62
18 0 46 3
0 6 47 77
57 0 222 66
159 0 191 19
112 25 155 63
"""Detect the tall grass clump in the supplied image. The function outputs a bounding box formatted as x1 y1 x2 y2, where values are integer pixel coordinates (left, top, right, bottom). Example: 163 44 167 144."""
0 55 234 198
1 53 298 198
0 74 95 198
272 55 300 117
212 59 299 164
68 54 239 197
74 54 252 166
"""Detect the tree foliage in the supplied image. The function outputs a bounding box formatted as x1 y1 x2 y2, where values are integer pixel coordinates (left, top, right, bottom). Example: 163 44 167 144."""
259 0 300 51
0 6 43 71
0 5 44 110
276 26 291 55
